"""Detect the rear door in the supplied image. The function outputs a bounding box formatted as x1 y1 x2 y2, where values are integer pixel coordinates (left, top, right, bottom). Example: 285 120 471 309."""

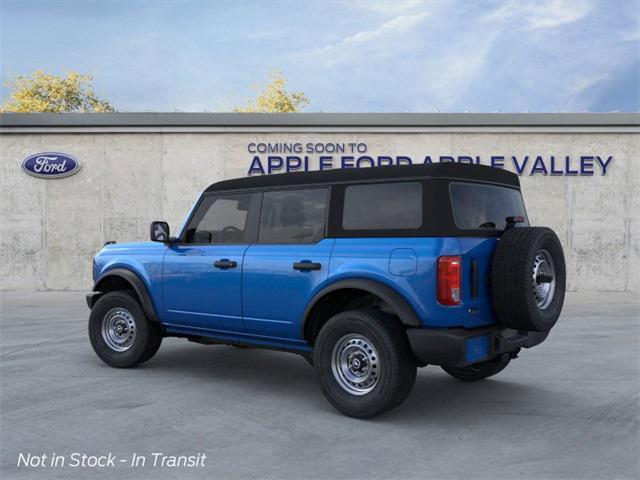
242 188 333 341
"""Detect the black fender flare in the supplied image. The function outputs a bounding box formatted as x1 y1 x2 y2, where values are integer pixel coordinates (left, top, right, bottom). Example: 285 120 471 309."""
89 268 160 323
301 278 422 337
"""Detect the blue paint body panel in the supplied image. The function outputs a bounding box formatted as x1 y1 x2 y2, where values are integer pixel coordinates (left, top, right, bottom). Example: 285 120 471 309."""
465 335 490 363
93 217 506 368
162 244 248 331
93 241 166 317
388 248 418 276
458 237 500 326
328 238 497 328
242 239 334 339
93 235 500 349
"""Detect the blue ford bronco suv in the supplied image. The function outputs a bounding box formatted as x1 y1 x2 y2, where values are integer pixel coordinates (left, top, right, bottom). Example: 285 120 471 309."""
88 163 565 418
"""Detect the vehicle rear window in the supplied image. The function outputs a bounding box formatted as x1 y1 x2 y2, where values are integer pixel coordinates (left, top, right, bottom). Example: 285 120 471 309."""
449 182 528 230
343 182 422 230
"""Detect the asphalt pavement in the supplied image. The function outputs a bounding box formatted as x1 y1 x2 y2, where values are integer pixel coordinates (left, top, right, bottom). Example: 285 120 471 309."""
1 290 638 479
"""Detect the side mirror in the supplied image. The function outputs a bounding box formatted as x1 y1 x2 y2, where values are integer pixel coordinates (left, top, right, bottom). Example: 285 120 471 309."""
150 221 171 242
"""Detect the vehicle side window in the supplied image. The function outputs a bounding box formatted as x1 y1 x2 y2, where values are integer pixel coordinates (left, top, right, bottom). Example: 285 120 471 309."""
343 182 422 230
183 193 256 244
259 188 328 243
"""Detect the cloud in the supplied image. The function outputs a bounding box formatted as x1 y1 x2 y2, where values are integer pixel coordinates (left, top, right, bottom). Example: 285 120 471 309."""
528 0 592 29
418 28 500 109
299 12 429 66
351 0 428 15
470 0 637 112
485 0 592 30
422 0 604 110
620 29 640 42
336 13 427 45
566 71 612 103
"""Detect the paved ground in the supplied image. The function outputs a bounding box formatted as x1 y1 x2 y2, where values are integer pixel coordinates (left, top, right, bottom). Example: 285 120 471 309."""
0 291 638 480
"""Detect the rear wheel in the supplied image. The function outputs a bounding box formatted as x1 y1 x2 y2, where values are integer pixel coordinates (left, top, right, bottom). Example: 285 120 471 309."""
441 355 511 381
314 310 416 418
88 291 162 368
301 352 314 366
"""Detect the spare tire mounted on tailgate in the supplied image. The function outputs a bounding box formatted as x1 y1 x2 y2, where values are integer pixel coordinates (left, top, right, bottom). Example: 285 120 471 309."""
491 227 566 332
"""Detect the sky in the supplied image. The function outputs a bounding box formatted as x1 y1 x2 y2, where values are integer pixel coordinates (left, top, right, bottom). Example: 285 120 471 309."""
1 0 638 112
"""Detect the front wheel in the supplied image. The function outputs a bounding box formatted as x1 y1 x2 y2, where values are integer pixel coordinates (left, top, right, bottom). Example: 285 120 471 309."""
314 310 417 418
441 355 511 381
88 291 163 368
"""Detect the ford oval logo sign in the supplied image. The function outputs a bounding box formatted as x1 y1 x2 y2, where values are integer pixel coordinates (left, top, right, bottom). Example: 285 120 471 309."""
21 152 81 179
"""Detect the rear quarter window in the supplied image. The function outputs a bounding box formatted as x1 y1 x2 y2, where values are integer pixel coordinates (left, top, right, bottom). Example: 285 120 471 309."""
449 182 528 230
342 182 422 230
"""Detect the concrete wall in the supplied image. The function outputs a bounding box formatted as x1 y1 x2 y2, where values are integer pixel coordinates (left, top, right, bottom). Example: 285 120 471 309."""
1 128 638 291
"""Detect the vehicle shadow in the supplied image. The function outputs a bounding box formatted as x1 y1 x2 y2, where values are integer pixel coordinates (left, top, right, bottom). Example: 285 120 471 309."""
139 341 562 425
141 341 320 391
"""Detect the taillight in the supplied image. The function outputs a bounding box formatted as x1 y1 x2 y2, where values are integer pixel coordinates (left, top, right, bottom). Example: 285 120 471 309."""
438 256 461 306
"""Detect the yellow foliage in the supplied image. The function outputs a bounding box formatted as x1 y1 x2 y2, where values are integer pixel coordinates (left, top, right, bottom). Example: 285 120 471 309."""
234 72 309 113
1 70 115 113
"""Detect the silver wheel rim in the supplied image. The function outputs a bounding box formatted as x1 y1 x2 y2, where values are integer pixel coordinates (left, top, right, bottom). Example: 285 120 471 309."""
331 334 380 396
532 249 556 310
101 308 137 352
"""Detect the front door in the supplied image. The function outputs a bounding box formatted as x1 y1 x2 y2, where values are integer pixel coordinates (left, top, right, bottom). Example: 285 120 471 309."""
242 188 332 341
162 192 260 332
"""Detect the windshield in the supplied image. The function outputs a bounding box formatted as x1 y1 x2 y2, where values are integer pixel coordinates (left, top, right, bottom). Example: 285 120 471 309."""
449 182 528 230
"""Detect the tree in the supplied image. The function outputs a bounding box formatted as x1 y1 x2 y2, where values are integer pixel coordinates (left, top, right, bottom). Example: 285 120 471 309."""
1 70 115 113
234 72 309 113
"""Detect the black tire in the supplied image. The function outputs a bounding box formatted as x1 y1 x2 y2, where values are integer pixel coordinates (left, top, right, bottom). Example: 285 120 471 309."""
491 227 566 332
441 355 511 381
301 352 314 366
88 291 163 368
314 310 417 418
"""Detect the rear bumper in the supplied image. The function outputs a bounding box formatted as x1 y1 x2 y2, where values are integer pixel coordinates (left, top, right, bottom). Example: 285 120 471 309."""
406 325 549 368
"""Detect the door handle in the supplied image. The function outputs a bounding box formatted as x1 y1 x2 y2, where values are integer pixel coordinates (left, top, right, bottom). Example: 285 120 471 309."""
214 259 237 269
293 261 321 271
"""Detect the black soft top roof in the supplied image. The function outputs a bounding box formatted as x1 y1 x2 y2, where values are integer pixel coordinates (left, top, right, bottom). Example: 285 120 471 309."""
205 163 519 193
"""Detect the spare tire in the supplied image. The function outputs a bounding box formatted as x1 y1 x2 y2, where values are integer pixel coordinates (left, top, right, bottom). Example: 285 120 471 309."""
491 227 566 332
